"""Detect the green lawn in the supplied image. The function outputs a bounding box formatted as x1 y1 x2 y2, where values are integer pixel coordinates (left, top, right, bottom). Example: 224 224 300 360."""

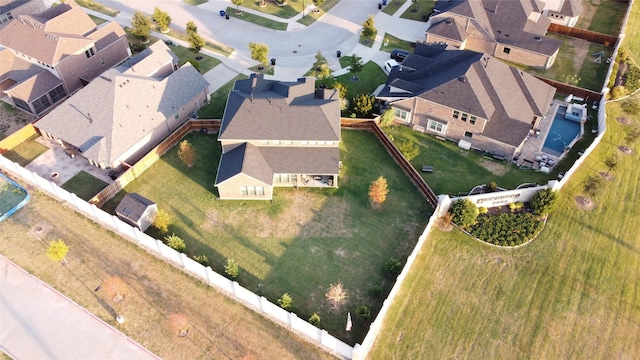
184 0 208 5
2 135 48 167
577 0 628 35
382 0 407 16
380 33 415 53
89 14 107 25
368 85 640 359
334 58 387 103
400 0 435 21
0 176 27 216
226 8 288 30
232 0 301 19
61 171 109 201
297 0 341 26
198 75 248 119
102 130 432 345
76 0 119 17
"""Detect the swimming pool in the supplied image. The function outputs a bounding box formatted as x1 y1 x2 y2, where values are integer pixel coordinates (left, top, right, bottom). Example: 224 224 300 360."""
542 106 582 156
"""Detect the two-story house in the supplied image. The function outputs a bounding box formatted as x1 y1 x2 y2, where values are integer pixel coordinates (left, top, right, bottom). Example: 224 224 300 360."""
425 0 563 69
377 44 556 160
215 74 341 200
0 0 46 29
0 0 130 116
35 41 210 171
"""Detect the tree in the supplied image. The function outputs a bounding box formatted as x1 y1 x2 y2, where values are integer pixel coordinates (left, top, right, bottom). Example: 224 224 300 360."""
225 258 240 280
164 233 186 252
103 275 128 303
131 11 151 42
362 15 376 38
398 140 420 161
186 21 198 35
168 313 190 336
326 283 348 311
582 175 605 204
277 293 292 310
384 258 402 277
188 32 206 54
448 199 479 227
625 126 640 145
355 305 371 321
232 0 243 13
349 55 364 77
309 312 321 326
46 239 69 265
368 176 389 206
178 140 196 168
312 63 332 83
353 94 374 117
152 7 171 33
153 210 171 234
248 42 269 65
530 188 558 215
379 108 394 127
332 82 348 99
604 154 619 176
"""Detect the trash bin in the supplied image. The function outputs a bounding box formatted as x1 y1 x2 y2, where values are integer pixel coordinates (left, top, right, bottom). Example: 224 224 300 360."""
271 58 276 66
378 3 382 9
382 0 387 4
225 14 230 19
336 50 341 58
219 10 225 16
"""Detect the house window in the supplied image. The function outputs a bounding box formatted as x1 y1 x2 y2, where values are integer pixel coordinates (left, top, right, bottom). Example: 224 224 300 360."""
0 12 13 24
240 186 248 196
85 48 95 58
393 108 409 122
452 110 460 119
470 116 477 125
256 186 265 196
32 95 51 115
48 85 67 104
503 47 511 54
12 97 30 113
464 131 473 138
461 113 468 122
427 119 445 134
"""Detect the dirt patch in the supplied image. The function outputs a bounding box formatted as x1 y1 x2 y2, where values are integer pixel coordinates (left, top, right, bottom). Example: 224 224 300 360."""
600 172 614 181
478 158 509 176
0 105 35 138
434 217 453 232
619 145 633 154
617 117 631 125
575 196 596 210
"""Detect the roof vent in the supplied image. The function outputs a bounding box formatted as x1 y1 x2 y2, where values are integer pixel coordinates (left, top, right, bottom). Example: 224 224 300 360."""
444 19 452 25
458 76 466 82
534 36 542 41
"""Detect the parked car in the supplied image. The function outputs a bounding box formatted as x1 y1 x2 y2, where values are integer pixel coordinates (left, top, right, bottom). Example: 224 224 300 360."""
384 59 401 75
390 49 410 63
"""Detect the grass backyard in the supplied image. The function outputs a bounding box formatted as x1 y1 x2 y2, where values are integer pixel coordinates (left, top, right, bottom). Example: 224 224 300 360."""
198 75 248 119
101 130 433 344
61 171 109 201
577 0 628 35
2 135 48 167
0 193 334 360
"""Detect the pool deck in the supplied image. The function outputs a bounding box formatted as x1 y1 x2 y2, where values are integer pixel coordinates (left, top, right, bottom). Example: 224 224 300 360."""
516 99 567 170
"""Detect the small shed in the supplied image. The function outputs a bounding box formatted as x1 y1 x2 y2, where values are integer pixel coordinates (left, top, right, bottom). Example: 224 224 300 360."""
115 193 158 231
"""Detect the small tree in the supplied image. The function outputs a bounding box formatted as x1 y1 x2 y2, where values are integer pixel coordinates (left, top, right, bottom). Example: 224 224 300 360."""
398 140 420 161
193 254 209 266
178 140 196 168
131 11 151 42
355 305 371 321
165 234 186 252
46 239 69 265
362 15 376 38
368 176 389 206
326 283 348 311
379 108 394 127
168 313 190 336
448 199 479 227
309 312 321 326
188 32 206 54
313 63 332 83
582 175 605 204
530 188 558 215
621 99 640 115
153 210 171 234
349 56 364 78
225 258 240 280
384 258 402 277
277 293 292 310
353 94 374 117
604 154 619 176
332 82 348 99
625 126 640 145
152 7 171 33
186 21 198 35
232 0 243 13
248 42 269 65
103 275 128 303
486 181 498 192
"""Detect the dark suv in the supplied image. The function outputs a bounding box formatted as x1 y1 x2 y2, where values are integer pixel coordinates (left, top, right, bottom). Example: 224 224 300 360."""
390 49 410 63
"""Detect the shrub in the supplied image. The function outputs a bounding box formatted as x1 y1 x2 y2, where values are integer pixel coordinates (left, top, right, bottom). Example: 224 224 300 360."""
398 140 420 161
509 202 524 212
46 239 69 264
384 257 403 277
164 234 186 252
225 258 239 279
379 108 394 127
278 293 292 310
610 85 628 99
179 140 196 168
469 213 544 246
309 312 321 326
370 285 383 297
248 42 269 65
153 210 170 234
332 82 348 99
352 94 374 117
486 181 498 192
448 199 479 227
193 254 209 266
362 15 376 38
355 305 371 321
368 176 389 206
478 207 488 214
530 188 558 215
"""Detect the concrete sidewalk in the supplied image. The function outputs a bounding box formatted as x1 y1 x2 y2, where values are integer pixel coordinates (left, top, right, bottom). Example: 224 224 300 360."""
0 256 160 360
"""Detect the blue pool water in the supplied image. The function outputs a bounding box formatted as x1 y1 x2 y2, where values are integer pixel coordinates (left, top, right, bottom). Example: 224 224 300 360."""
542 106 581 156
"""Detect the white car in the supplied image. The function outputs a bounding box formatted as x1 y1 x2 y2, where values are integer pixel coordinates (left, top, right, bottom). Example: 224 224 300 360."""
384 59 401 75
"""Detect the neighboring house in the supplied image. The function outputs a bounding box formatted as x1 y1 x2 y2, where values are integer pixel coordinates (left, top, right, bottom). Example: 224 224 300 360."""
215 74 341 200
0 0 130 116
35 41 210 170
115 192 158 231
0 0 46 29
425 0 562 69
541 0 583 27
377 43 556 160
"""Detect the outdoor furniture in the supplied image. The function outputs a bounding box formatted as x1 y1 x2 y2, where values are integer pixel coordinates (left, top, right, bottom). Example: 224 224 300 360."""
422 165 433 173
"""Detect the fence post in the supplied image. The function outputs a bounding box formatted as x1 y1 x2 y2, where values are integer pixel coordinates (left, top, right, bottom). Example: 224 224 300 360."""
179 253 187 268
288 312 297 328
259 296 267 312
231 281 238 296
155 239 164 256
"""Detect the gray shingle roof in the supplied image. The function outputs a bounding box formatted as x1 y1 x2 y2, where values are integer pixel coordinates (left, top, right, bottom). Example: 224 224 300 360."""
115 192 155 224
427 17 467 42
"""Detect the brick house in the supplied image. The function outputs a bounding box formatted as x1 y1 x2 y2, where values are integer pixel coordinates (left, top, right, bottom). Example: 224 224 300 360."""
0 0 130 116
0 0 46 29
377 44 556 160
215 74 341 200
35 41 210 171
425 0 563 69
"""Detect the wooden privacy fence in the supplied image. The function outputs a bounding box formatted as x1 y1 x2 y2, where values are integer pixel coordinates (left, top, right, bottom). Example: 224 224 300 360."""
548 23 619 46
534 76 603 102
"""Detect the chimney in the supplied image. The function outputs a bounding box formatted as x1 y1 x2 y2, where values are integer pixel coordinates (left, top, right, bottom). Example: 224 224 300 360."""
88 113 93 123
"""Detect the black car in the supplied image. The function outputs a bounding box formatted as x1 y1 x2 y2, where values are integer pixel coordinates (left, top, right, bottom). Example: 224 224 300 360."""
390 49 410 63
